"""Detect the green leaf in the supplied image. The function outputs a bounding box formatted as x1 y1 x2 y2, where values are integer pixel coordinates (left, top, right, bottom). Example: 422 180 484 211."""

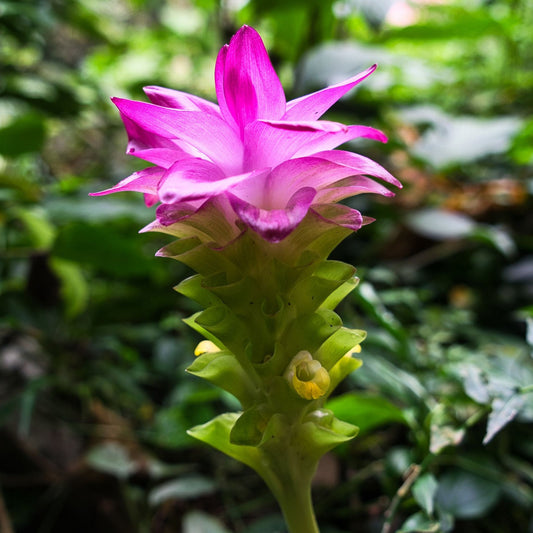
244 514 287 533
384 16 502 42
182 511 230 533
397 511 440 533
406 208 476 241
484 393 525 444
430 404 465 454
0 112 46 156
86 442 136 480
50 258 89 317
326 393 406 435
52 222 154 277
352 355 428 404
148 406 194 449
13 207 56 249
149 476 216 506
436 469 501 519
412 473 439 517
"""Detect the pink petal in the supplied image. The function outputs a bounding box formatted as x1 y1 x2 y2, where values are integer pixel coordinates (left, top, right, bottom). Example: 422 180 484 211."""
215 44 239 132
90 167 164 197
266 157 362 203
243 119 349 170
125 147 188 169
229 157 350 209
158 159 265 204
229 187 316 242
313 150 402 188
220 26 286 134
284 65 377 121
292 125 387 158
155 201 198 226
313 176 394 204
112 97 243 175
311 203 364 232
144 193 159 207
154 196 241 245
233 156 393 210
144 86 221 114
121 113 215 168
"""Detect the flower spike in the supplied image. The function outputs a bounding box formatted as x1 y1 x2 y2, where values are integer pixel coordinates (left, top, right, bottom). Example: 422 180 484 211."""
91 25 399 533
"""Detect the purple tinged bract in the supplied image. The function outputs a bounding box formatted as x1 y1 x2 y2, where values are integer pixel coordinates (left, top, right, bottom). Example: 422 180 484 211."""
91 25 400 242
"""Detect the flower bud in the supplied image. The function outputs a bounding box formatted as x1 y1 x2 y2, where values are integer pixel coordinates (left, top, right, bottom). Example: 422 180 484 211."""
194 340 220 356
285 351 331 400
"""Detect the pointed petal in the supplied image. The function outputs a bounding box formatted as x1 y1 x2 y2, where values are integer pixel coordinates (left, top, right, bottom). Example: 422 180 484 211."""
89 167 164 197
314 176 394 204
292 125 387 157
158 159 265 204
243 119 348 170
158 159 225 203
154 196 241 244
215 44 239 131
267 157 363 201
126 147 189 168
230 157 355 209
121 111 220 167
229 187 316 242
311 203 364 232
156 201 198 226
284 65 376 121
222 26 286 133
144 86 220 114
313 150 402 187
144 193 159 207
112 97 243 175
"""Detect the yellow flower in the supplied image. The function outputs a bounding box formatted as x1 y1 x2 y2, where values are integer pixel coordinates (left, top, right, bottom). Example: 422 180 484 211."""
194 340 220 357
285 351 331 400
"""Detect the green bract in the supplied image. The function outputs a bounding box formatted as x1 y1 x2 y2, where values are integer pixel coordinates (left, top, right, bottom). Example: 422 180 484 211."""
147 199 369 532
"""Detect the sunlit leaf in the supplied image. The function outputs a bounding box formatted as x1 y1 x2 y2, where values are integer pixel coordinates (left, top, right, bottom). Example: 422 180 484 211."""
406 208 476 241
86 442 137 479
182 511 230 533
149 476 216 506
484 394 525 444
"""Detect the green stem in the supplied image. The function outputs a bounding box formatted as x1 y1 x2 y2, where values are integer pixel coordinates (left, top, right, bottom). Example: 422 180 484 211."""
276 480 319 533
259 436 321 533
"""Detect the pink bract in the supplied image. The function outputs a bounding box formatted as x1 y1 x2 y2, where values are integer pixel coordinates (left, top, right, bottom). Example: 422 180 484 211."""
91 25 400 242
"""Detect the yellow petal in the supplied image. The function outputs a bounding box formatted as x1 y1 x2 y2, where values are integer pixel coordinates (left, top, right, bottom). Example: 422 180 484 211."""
292 365 330 400
194 340 220 356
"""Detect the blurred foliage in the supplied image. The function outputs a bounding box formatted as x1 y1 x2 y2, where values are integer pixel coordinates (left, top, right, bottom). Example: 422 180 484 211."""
1 0 532 532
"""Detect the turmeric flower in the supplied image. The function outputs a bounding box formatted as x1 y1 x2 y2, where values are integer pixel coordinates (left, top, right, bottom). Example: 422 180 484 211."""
91 25 400 242
285 351 331 400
